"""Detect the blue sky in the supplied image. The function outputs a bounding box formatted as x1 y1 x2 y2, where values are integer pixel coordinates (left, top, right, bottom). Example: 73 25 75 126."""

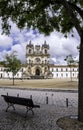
0 21 80 65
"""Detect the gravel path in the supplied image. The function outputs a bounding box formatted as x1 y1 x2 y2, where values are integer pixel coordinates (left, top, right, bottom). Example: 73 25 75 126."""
0 88 78 130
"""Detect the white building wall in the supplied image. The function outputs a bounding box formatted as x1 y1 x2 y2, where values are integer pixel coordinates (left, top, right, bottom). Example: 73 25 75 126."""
0 65 78 79
50 66 78 79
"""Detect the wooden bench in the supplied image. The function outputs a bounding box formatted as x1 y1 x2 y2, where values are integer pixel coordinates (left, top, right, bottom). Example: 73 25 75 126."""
1 95 40 116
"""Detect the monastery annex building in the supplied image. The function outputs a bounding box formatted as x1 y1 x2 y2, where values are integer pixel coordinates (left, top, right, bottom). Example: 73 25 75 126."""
0 41 78 79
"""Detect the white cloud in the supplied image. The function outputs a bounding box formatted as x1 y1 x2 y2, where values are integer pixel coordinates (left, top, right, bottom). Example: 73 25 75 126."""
31 31 80 65
0 22 80 65
0 34 13 50
11 43 26 63
0 50 7 61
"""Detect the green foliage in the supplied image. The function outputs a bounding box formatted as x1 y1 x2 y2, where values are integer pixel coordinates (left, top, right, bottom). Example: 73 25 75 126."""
0 0 82 36
64 54 76 81
0 61 6 66
4 51 22 76
78 0 83 7
64 54 76 66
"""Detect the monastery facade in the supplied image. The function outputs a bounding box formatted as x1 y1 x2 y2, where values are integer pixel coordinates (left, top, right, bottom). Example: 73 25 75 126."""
0 41 78 79
22 41 53 79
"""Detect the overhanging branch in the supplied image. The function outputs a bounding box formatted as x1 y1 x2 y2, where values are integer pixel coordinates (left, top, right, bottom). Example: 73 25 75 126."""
62 0 82 37
68 2 83 19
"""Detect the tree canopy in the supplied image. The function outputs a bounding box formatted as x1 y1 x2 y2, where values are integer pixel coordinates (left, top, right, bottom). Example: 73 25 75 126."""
0 0 82 36
65 54 77 81
4 51 22 85
65 54 76 66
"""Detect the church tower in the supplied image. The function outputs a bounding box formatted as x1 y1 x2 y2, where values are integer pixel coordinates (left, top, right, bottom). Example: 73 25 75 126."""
23 41 53 79
42 41 49 55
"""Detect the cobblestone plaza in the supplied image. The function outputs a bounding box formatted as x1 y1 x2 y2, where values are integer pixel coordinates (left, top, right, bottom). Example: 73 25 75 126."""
0 88 78 130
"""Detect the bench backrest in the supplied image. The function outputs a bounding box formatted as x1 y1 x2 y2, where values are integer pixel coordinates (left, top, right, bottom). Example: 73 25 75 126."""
1 95 34 107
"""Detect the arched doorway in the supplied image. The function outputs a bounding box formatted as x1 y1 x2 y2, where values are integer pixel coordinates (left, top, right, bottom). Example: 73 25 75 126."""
35 68 40 76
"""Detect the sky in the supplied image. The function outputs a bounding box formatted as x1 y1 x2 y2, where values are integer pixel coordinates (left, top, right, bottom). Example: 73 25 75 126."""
0 21 80 65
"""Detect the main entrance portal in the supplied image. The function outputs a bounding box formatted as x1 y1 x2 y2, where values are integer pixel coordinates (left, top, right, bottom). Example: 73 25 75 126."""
35 69 40 76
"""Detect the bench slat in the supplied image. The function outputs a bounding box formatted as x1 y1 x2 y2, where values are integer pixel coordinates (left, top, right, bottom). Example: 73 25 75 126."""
1 95 40 116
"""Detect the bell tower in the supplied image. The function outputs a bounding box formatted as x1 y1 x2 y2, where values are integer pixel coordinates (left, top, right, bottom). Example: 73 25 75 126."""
26 41 34 55
42 41 49 55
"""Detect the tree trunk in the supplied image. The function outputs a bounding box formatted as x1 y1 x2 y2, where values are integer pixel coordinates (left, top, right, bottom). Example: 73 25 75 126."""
70 66 72 81
78 31 83 121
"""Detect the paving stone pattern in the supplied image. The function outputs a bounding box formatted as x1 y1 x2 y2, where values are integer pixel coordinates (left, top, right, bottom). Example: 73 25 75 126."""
0 88 78 130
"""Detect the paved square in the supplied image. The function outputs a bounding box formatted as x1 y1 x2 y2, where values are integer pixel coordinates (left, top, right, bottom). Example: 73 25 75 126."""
0 88 78 130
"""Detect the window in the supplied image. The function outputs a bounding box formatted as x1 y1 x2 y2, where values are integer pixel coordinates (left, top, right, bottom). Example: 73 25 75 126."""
61 68 63 71
35 58 40 63
45 49 47 54
45 67 47 71
29 49 31 54
0 73 2 78
56 74 58 77
52 68 54 72
56 68 58 72
61 73 63 77
66 68 68 71
17 73 19 77
66 73 68 77
21 68 23 72
28 67 31 70
29 59 31 63
45 59 47 63
28 67 31 73
1 68 3 71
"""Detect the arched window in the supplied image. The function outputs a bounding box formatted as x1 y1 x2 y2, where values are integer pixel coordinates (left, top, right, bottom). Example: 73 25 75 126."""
45 49 47 54
45 67 47 71
45 59 47 64
29 59 31 63
29 49 31 54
